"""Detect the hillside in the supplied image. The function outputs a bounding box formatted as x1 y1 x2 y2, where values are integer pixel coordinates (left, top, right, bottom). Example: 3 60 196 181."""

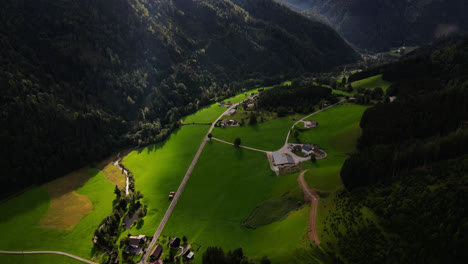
275 0 468 51
0 0 358 199
334 35 468 263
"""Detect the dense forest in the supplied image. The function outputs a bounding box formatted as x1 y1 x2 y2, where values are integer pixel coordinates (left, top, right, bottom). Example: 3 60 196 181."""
0 0 358 199
256 79 336 114
331 35 468 263
275 0 468 51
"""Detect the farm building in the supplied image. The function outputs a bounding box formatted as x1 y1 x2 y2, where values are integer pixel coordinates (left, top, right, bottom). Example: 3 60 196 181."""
184 250 195 260
218 102 225 107
169 237 181 249
302 145 314 156
272 151 295 167
129 235 145 248
304 120 317 128
228 108 237 116
124 235 146 255
225 101 233 107
221 119 239 127
150 244 163 261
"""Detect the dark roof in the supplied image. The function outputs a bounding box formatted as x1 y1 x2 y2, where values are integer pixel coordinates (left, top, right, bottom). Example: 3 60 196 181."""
129 237 141 247
170 237 181 248
150 244 162 259
302 145 313 151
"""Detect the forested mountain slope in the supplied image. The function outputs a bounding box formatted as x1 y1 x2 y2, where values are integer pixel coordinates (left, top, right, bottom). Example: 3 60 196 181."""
332 35 468 263
0 0 357 199
275 0 468 51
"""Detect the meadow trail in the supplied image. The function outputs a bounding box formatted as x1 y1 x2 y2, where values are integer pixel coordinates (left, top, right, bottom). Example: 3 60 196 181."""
0 250 98 264
298 170 321 245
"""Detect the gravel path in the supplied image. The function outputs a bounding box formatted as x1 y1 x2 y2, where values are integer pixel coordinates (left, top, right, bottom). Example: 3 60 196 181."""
297 170 321 245
0 250 98 264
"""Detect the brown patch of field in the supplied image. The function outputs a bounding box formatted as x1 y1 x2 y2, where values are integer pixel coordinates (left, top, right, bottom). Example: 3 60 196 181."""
39 168 94 230
96 152 130 188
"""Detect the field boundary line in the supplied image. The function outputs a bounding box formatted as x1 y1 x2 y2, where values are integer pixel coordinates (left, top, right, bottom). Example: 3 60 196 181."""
0 250 98 264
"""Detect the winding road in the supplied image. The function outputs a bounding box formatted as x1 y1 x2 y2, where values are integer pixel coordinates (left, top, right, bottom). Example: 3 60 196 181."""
0 250 98 264
297 170 321 245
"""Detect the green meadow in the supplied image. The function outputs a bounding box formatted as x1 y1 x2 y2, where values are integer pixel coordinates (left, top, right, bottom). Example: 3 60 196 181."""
351 74 392 91
122 125 209 236
291 104 368 192
162 141 309 264
183 88 266 124
0 169 114 262
212 117 298 151
0 253 86 264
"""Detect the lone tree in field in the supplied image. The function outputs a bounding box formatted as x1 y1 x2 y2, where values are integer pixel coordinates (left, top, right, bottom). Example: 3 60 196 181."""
234 138 241 148
208 133 212 140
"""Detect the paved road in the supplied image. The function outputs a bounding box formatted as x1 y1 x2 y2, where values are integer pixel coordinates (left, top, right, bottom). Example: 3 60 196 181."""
297 170 321 245
0 250 98 264
139 104 240 263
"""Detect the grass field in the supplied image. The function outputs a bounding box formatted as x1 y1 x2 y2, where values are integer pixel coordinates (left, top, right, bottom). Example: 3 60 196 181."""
161 141 310 263
0 169 114 262
290 104 368 192
183 88 266 124
351 74 391 92
212 116 300 151
0 253 86 264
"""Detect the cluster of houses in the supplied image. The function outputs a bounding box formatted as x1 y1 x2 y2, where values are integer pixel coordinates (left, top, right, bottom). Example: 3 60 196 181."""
147 237 194 264
289 144 326 159
220 119 239 127
218 101 233 107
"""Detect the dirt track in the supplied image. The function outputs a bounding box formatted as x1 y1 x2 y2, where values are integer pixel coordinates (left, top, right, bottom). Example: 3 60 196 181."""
298 170 321 245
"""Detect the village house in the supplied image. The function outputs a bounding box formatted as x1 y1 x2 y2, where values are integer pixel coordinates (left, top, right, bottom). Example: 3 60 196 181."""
150 244 163 261
218 101 225 107
225 101 233 107
184 250 195 260
272 151 295 167
221 119 239 127
304 120 318 128
302 145 314 156
124 235 146 255
228 108 237 116
169 237 181 249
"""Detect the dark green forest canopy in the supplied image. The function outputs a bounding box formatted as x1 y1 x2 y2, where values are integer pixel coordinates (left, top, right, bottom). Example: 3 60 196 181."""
275 0 468 51
341 35 468 188
0 0 357 198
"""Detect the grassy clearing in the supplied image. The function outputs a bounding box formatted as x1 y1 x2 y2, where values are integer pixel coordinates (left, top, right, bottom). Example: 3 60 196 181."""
242 197 304 229
122 126 209 236
98 156 126 188
183 88 267 124
0 169 114 262
0 253 86 264
351 74 391 91
162 141 309 263
39 168 94 230
212 116 300 151
291 104 367 191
